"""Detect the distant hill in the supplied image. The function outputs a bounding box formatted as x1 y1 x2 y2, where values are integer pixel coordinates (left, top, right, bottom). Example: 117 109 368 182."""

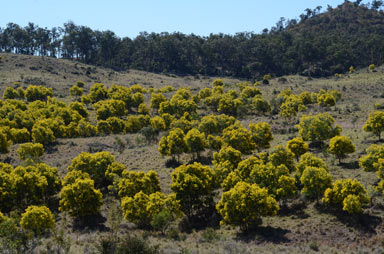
285 1 384 76
0 53 243 96
1 1 384 78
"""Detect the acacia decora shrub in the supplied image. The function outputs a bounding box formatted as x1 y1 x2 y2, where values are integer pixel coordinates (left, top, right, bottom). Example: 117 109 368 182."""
300 166 332 201
20 205 55 235
59 178 103 218
121 191 182 228
67 151 115 187
286 137 308 161
25 85 53 102
249 122 273 151
323 179 369 214
171 162 216 218
216 181 279 231
118 170 161 199
17 142 44 161
359 144 384 172
328 135 355 163
363 111 384 140
221 125 255 155
296 113 341 143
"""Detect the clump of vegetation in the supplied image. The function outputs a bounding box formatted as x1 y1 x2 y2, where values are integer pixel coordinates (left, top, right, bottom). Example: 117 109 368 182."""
171 162 215 219
121 192 182 228
323 179 369 214
4 5 384 250
300 166 332 201
17 142 44 161
20 205 55 235
363 111 384 140
216 182 279 231
328 136 355 163
296 113 341 145
59 177 103 218
287 137 308 161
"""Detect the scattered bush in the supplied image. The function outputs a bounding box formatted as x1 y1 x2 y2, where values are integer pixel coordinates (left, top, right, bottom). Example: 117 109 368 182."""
363 111 384 140
328 136 355 163
287 137 308 161
20 205 55 235
25 85 53 102
118 170 161 198
158 128 187 161
88 83 108 103
171 162 216 218
69 85 83 97
359 144 384 172
17 142 44 161
0 131 11 153
323 179 369 214
297 113 341 144
269 145 295 172
121 191 181 228
249 122 273 151
184 128 206 160
300 166 332 201
221 125 255 154
216 182 279 231
59 178 103 218
67 151 115 187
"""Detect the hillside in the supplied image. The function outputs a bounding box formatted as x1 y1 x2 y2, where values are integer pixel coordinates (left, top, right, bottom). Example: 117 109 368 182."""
2 2 384 79
0 53 243 96
284 1 384 76
289 2 384 35
0 53 384 253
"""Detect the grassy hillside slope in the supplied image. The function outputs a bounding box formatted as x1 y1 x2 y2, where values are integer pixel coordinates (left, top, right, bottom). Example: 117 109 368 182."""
1 53 384 253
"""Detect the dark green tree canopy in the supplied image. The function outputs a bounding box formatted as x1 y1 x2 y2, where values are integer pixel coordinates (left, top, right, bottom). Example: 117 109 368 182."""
1 2 384 79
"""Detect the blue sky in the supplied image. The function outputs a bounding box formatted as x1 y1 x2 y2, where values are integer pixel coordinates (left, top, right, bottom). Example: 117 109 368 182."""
1 0 368 38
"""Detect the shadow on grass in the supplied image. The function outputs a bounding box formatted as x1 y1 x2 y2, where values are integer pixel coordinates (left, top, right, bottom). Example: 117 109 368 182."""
73 213 108 232
87 142 114 153
46 196 60 214
179 205 221 233
166 156 212 168
235 225 291 244
187 156 212 166
3 156 13 164
371 201 384 211
45 142 59 154
339 161 359 170
361 139 382 145
308 141 326 150
165 158 181 168
315 203 381 234
278 201 310 219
